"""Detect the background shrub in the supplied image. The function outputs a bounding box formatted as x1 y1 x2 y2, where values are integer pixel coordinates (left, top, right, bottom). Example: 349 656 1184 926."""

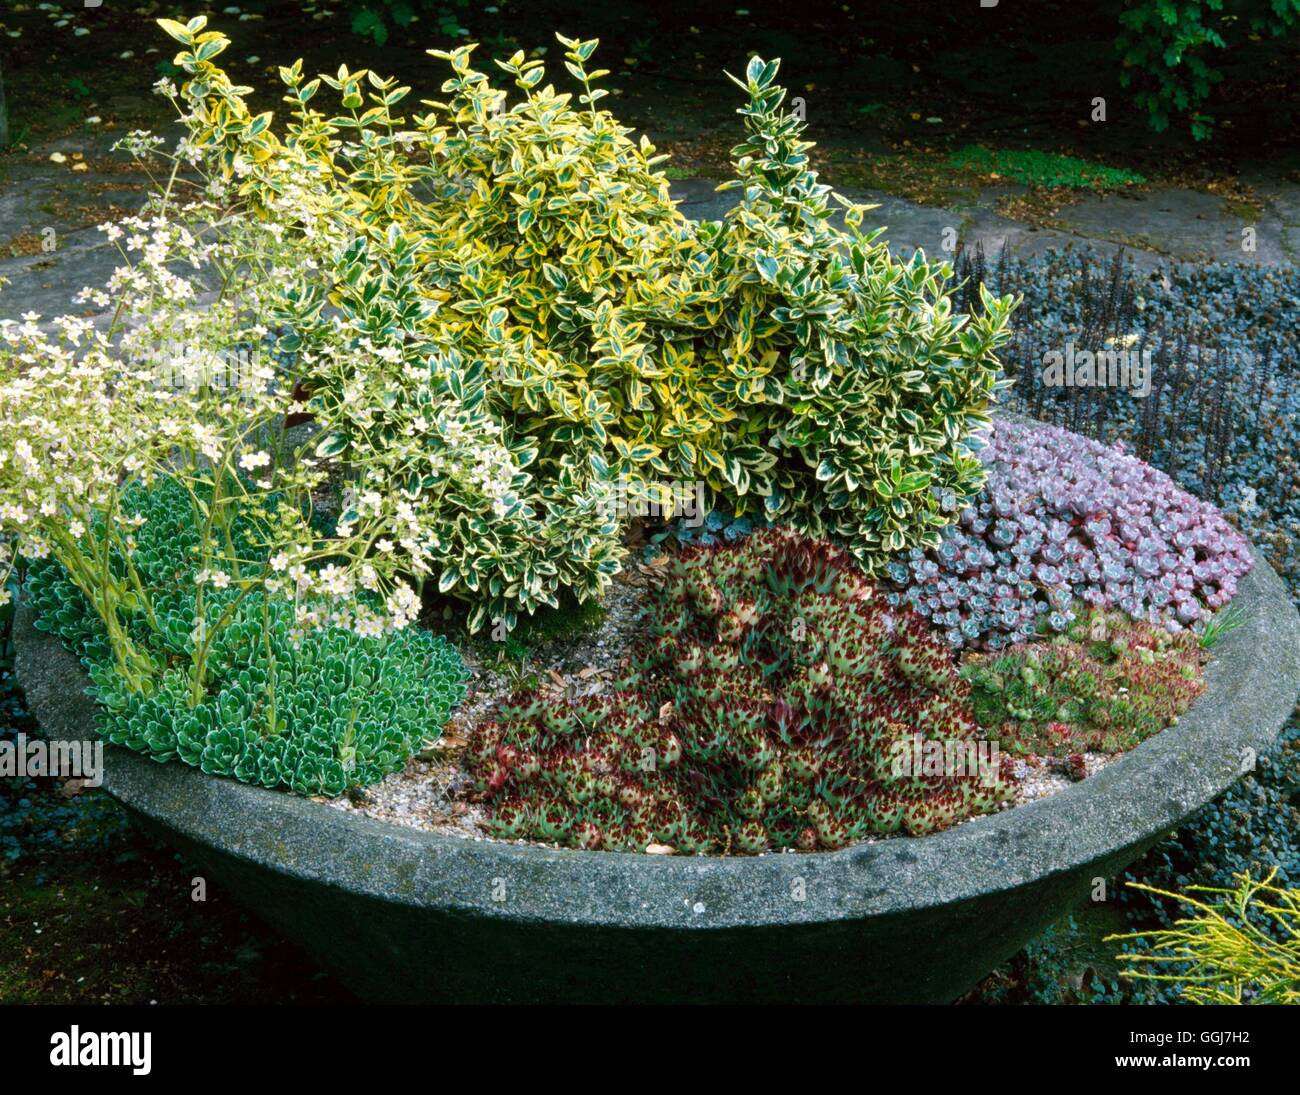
1116 0 1300 139
160 18 1017 627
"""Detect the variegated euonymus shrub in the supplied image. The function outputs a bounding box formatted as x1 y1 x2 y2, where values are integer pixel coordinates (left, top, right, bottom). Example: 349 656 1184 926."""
133 16 1017 629
280 229 626 633
693 62 1016 560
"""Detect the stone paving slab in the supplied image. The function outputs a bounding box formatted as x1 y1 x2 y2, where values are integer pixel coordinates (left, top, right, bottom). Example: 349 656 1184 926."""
1052 188 1288 265
3 169 1298 326
1251 179 1300 263
671 177 990 261
0 226 122 320
670 176 1298 269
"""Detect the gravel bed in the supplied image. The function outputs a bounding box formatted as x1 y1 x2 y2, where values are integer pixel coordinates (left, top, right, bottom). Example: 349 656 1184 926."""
319 561 659 842
319 558 1145 853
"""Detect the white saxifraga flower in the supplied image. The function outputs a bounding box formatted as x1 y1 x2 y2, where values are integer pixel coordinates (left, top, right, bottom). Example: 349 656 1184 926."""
353 610 385 639
385 583 420 630
0 138 447 670
317 565 354 598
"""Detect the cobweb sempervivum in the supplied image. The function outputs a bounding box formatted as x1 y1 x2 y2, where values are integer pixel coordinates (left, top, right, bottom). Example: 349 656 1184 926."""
889 420 1254 651
466 528 1013 854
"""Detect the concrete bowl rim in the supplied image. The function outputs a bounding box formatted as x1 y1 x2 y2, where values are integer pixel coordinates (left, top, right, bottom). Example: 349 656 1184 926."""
13 547 1300 933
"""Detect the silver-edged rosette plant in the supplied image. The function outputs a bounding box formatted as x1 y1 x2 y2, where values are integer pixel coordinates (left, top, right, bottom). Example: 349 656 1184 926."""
0 197 440 703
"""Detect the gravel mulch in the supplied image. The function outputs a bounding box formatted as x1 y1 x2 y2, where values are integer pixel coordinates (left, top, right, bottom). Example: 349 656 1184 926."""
319 559 661 842
319 557 1144 853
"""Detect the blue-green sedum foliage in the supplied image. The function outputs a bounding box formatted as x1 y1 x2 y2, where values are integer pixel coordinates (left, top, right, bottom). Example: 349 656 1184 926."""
26 480 467 797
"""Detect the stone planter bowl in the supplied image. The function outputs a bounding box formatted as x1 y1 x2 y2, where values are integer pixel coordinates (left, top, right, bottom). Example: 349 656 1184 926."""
14 545 1300 1003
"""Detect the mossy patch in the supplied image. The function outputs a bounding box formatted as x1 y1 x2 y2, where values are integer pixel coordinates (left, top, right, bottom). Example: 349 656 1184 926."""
949 146 1147 191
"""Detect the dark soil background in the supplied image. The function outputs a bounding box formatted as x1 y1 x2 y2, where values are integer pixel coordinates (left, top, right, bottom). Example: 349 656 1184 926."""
2 0 1297 192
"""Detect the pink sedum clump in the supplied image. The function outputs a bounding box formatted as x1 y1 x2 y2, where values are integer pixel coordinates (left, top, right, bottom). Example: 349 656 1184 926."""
892 420 1254 650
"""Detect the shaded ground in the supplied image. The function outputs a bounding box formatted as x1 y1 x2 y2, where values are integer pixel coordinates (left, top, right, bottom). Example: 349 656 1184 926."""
0 846 355 1004
9 0 1291 172
0 653 353 1004
959 902 1132 1006
1 0 1299 320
